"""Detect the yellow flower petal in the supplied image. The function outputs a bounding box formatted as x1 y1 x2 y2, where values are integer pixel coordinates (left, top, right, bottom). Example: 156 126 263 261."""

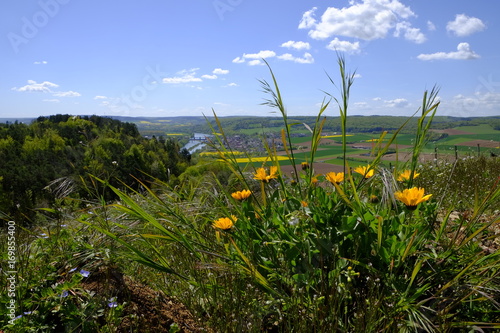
325 172 345 184
397 170 420 182
354 165 374 178
213 215 237 230
231 190 252 201
394 187 432 210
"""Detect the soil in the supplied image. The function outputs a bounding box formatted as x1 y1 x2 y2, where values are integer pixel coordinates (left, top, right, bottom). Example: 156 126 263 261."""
80 266 207 332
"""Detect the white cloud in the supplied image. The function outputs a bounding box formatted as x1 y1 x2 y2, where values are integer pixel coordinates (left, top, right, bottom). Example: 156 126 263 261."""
384 98 409 108
326 38 360 54
248 59 263 66
52 91 81 97
353 102 368 108
243 50 276 59
373 97 382 101
447 14 486 37
201 74 218 80
162 69 203 84
34 61 48 65
417 42 480 61
441 91 500 117
298 7 317 29
42 99 60 103
394 21 426 44
233 50 276 65
277 52 314 64
225 82 238 87
281 40 310 50
213 68 229 75
232 57 245 64
12 80 58 92
299 0 418 41
427 21 436 31
94 95 108 100
353 73 362 79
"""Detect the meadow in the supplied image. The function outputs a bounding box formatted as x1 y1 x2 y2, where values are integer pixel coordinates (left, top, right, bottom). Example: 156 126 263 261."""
1 57 499 332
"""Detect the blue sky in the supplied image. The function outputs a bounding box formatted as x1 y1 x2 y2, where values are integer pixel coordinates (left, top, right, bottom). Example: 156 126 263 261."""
1 0 499 118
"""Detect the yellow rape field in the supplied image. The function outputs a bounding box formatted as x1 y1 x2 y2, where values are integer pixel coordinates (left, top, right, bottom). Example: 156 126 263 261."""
320 134 353 138
233 156 288 163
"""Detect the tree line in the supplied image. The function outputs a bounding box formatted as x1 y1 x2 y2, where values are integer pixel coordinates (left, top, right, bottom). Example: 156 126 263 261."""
0 115 192 224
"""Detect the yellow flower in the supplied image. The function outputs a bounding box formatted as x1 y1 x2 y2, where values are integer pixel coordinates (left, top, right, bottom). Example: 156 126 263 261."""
231 190 252 201
354 165 375 178
301 200 308 207
253 166 278 182
325 172 345 184
397 170 420 182
213 215 237 230
394 187 432 210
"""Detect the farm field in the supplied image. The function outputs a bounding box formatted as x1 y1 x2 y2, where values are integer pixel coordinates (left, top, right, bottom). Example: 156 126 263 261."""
216 123 500 175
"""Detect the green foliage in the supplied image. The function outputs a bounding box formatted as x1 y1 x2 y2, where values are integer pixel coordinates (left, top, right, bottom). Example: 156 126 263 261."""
0 217 127 332
0 115 191 224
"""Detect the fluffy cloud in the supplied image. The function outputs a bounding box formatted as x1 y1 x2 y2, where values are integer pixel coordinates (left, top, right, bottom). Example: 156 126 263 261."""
12 80 58 92
394 22 426 44
233 50 276 65
52 91 81 97
34 61 48 65
242 50 276 59
298 7 317 29
213 68 229 75
384 98 409 108
441 91 500 117
417 43 480 61
232 57 245 64
12 80 81 98
326 38 360 54
277 52 314 64
299 0 420 43
447 14 486 37
162 69 203 84
248 59 263 66
281 40 310 50
201 74 218 80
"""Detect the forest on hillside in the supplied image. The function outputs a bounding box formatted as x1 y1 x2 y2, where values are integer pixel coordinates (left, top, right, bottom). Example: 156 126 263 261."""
0 115 192 224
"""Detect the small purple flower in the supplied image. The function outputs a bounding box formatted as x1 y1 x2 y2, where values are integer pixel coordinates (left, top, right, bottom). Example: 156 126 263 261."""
14 314 23 320
24 311 32 315
69 268 77 273
40 233 49 239
108 301 118 308
60 290 69 298
80 270 90 278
